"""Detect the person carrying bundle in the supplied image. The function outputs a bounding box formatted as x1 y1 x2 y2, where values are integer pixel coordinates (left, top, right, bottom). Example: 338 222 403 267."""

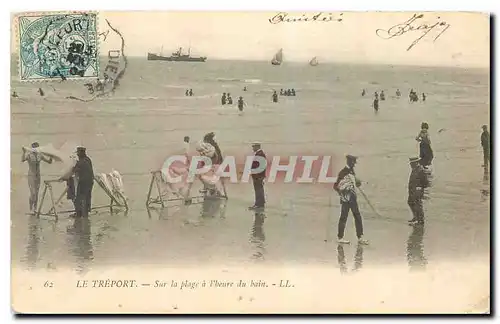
333 155 369 245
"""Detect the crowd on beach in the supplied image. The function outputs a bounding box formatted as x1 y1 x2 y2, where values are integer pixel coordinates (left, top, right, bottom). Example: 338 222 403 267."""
17 79 490 249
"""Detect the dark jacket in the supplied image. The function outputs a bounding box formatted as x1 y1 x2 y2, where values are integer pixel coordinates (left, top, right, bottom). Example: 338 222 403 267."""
74 156 94 185
333 166 357 202
205 139 223 165
408 165 428 197
251 149 267 179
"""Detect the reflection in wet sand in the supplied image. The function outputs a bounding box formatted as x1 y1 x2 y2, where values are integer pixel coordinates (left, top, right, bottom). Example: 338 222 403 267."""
250 211 266 260
67 217 94 274
23 216 41 269
481 169 490 202
337 244 364 274
147 207 169 220
406 224 427 271
200 198 226 219
353 244 364 272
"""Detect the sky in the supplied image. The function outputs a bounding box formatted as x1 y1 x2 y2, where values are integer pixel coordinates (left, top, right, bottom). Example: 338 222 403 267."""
12 11 490 67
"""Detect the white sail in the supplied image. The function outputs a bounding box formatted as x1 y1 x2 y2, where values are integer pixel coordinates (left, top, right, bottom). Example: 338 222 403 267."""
309 56 318 66
271 48 283 65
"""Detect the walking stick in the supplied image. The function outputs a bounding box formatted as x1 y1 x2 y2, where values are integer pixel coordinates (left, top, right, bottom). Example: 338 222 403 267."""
357 187 382 218
347 174 382 218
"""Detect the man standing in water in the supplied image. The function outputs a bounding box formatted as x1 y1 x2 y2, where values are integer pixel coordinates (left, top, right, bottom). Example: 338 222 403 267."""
407 157 429 225
333 155 369 245
22 142 53 213
272 90 278 103
373 97 379 113
183 136 191 156
238 96 246 113
73 147 94 217
481 125 490 169
249 142 267 210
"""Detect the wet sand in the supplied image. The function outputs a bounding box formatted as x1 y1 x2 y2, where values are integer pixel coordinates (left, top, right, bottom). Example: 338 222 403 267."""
10 60 490 312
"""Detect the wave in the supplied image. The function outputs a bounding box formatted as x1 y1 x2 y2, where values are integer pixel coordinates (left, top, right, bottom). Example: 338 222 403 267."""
98 96 161 101
215 77 262 84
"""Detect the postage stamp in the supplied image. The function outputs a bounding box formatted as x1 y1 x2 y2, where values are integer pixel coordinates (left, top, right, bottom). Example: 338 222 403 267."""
17 12 99 81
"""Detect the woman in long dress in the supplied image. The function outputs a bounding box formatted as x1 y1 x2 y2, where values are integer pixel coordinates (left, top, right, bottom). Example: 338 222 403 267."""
416 122 434 168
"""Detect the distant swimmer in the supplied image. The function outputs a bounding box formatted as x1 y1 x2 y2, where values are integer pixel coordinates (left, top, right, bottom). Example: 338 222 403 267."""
185 89 189 96
183 136 191 156
95 79 104 93
189 89 193 96
396 89 401 97
238 96 246 112
280 89 284 96
291 89 296 96
243 86 247 91
12 91 18 98
272 90 278 103
373 98 379 113
374 91 378 100
286 89 291 96
227 93 233 105
361 89 366 97
422 93 426 102
380 90 385 101
409 90 419 102
38 88 44 97
221 93 227 105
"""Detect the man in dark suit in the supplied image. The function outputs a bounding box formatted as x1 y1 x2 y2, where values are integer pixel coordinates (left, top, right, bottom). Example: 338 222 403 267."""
73 146 94 217
481 125 490 169
333 155 368 245
407 157 429 225
249 142 267 210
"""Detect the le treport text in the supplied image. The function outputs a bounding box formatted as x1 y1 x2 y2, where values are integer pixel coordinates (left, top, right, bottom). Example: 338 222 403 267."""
75 279 294 289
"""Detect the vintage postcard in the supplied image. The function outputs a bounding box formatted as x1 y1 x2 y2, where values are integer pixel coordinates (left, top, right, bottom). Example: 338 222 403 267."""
10 11 490 314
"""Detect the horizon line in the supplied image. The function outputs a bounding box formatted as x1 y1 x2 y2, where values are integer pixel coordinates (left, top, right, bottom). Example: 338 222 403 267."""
9 53 489 70
113 55 490 70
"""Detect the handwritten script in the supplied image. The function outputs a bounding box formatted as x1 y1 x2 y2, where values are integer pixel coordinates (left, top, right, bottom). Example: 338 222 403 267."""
269 12 343 24
376 14 451 51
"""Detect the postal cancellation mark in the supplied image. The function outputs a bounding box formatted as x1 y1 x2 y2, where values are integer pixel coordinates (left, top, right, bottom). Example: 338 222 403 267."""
17 12 99 81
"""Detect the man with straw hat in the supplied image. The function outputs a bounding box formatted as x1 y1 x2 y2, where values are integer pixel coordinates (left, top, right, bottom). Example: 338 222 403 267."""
333 154 369 245
407 156 429 225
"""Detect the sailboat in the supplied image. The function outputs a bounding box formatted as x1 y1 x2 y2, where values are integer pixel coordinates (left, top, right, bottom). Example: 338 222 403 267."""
271 48 283 65
309 56 319 66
